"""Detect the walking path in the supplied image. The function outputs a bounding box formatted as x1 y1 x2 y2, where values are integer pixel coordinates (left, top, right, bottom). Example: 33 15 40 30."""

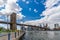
0 31 25 40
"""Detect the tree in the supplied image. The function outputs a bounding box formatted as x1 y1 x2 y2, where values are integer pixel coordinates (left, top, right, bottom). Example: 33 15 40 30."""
0 27 4 31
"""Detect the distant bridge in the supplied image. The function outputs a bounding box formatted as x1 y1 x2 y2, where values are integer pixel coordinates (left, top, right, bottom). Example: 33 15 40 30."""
0 21 50 30
0 13 50 30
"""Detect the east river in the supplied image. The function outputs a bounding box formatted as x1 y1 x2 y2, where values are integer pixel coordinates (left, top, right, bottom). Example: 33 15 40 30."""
22 31 60 40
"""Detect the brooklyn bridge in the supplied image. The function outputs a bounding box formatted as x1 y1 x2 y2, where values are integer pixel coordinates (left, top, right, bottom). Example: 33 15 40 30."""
0 13 50 31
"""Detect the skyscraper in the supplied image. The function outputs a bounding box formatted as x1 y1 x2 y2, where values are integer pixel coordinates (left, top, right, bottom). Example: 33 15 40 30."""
54 24 59 28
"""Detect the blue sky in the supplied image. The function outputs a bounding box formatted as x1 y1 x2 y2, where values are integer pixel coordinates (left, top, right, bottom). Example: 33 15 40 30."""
17 0 45 21
0 0 60 29
0 0 46 22
0 0 46 29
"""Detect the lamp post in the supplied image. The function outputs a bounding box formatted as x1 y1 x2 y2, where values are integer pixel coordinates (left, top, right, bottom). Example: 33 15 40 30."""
7 15 9 30
17 14 24 30
6 13 12 30
0 12 11 29
17 14 22 30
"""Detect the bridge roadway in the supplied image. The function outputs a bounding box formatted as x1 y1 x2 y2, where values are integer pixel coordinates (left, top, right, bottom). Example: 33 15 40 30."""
0 21 50 30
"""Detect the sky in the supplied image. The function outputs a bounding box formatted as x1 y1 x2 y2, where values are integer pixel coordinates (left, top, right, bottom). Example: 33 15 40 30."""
17 0 45 21
0 0 60 29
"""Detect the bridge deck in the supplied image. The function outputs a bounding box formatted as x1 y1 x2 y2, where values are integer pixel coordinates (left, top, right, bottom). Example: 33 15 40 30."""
0 21 50 30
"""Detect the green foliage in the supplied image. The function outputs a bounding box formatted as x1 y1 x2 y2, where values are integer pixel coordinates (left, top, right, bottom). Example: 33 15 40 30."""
0 27 5 33
0 27 4 31
5 29 12 32
0 27 22 33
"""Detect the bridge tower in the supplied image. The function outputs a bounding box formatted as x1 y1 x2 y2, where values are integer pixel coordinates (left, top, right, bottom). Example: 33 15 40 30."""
10 13 17 30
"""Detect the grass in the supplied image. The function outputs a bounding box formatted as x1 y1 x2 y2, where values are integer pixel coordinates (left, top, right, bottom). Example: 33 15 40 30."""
0 27 23 33
0 29 22 33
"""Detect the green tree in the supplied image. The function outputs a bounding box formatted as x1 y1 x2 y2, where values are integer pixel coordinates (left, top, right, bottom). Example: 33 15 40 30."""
0 27 4 31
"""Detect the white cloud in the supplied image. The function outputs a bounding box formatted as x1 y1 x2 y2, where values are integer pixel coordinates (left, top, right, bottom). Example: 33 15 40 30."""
40 0 60 28
0 0 25 20
0 0 25 29
0 18 4 21
24 17 47 26
26 1 29 4
48 13 60 23
0 0 21 14
29 8 31 11
0 0 6 7
24 0 60 29
22 0 26 2
24 20 39 26
0 0 4 5
41 0 60 23
17 13 25 20
34 0 39 4
0 24 7 29
34 9 38 13
7 0 17 3
41 5 60 16
44 0 60 8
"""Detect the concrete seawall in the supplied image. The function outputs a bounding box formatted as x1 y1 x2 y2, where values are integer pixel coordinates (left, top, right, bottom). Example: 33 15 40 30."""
18 32 25 40
15 32 25 40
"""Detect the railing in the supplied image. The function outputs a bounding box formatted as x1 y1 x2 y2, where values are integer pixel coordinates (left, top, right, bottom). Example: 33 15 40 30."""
0 31 20 40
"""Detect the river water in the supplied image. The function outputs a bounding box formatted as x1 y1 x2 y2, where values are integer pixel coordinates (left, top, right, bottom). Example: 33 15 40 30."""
23 31 60 40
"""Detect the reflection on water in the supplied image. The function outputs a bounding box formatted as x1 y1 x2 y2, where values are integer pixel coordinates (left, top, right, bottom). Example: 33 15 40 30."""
23 31 60 40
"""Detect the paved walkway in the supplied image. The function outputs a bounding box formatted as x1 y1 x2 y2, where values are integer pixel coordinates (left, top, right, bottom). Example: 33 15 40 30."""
0 31 25 40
